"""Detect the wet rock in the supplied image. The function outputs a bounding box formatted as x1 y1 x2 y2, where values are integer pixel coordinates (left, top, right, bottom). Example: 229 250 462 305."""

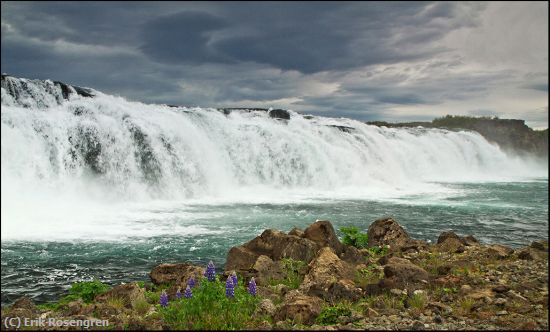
268 109 290 120
367 217 411 251
150 263 204 286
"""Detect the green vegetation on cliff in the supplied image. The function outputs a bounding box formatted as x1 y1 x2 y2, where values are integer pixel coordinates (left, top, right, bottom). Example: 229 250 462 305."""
367 115 548 157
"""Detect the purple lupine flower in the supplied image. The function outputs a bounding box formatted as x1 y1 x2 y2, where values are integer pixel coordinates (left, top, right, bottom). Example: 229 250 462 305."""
231 271 238 288
175 288 182 299
159 291 169 307
184 285 193 299
188 277 196 289
206 261 216 282
225 277 235 298
248 277 257 296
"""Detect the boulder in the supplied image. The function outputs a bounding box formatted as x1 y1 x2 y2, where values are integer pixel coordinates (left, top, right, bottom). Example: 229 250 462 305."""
486 245 514 260
303 220 344 255
275 293 323 324
12 296 36 311
517 247 541 260
245 229 319 262
339 245 366 265
95 282 145 309
252 255 286 286
436 238 465 253
268 109 290 120
367 217 411 251
530 240 547 251
255 299 277 317
288 227 304 237
225 246 260 273
437 231 461 244
326 279 363 302
380 259 429 289
150 263 205 286
462 235 479 246
300 247 355 295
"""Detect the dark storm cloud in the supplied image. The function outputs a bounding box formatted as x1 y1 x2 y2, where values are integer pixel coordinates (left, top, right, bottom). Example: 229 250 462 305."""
1 2 547 128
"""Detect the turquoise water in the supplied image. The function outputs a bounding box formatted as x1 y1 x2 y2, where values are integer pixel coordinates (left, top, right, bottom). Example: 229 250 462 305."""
1 180 547 305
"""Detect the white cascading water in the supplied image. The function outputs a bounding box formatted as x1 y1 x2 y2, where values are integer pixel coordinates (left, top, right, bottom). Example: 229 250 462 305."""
1 76 546 240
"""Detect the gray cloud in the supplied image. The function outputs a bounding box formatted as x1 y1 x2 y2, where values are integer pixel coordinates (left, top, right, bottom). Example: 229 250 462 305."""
1 1 547 128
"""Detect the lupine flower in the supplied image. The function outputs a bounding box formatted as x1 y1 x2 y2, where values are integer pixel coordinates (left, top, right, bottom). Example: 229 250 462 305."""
225 277 235 298
159 291 169 307
231 271 238 287
175 288 182 299
188 277 196 289
248 277 257 296
205 261 216 282
184 285 193 299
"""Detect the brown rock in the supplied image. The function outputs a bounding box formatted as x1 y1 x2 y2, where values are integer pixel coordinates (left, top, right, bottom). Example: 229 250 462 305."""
225 246 259 273
381 259 429 289
288 227 304 237
492 284 510 293
517 247 542 260
436 264 453 276
462 235 479 246
252 255 285 285
367 217 411 251
486 244 514 259
326 279 363 302
275 293 323 324
300 247 355 295
255 298 277 317
340 245 366 265
95 282 146 309
303 220 344 254
434 275 461 286
150 263 205 286
241 229 319 263
400 239 429 253
436 237 465 253
12 296 36 311
437 231 461 244
530 240 547 251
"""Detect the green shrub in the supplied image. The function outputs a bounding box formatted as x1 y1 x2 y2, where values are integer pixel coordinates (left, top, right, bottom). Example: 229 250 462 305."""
316 303 352 325
160 276 261 330
279 258 306 289
68 280 111 303
340 226 369 249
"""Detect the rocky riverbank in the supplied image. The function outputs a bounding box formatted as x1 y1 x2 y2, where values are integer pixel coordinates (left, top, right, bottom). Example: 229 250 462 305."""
1 218 548 330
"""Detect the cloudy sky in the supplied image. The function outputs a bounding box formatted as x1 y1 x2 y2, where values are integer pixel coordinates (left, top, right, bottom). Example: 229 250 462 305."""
2 1 548 128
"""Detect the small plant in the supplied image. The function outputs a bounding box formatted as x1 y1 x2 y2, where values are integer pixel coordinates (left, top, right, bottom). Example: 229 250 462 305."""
159 291 169 307
106 296 126 310
458 297 476 315
274 258 306 289
132 298 150 315
316 303 352 325
407 293 427 311
68 280 111 303
340 226 369 249
355 264 384 288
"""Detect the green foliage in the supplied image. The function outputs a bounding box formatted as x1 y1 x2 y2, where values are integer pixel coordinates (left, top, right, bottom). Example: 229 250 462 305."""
365 245 388 257
316 303 352 325
407 293 427 310
68 280 111 303
159 276 262 330
340 226 369 249
355 264 384 287
132 298 151 315
270 258 306 289
136 281 146 289
145 290 161 304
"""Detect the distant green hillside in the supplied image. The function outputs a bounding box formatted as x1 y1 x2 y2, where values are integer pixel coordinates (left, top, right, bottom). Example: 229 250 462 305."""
367 115 548 158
